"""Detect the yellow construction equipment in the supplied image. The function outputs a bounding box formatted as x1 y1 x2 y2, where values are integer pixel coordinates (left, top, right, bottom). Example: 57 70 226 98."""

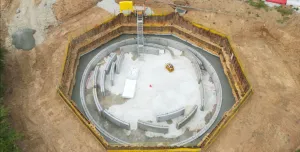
119 1 134 12
165 63 174 72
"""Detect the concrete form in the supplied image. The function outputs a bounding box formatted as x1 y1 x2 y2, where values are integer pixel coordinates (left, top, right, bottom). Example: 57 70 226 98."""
104 53 117 74
116 52 125 74
93 65 103 112
156 107 185 122
176 105 198 129
120 45 137 53
138 120 169 134
100 71 106 96
110 62 116 86
102 110 131 130
144 46 160 55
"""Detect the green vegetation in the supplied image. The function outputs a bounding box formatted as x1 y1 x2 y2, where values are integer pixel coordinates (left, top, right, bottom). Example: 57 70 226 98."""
275 6 294 16
247 0 294 16
0 48 5 95
0 47 21 152
247 0 268 10
277 16 290 24
296 149 300 152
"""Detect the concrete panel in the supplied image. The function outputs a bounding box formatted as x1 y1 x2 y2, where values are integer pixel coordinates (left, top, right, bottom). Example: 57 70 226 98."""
110 62 116 86
138 120 169 134
144 46 159 55
116 52 125 74
176 105 198 129
100 71 106 96
120 45 137 53
104 53 117 74
156 107 185 122
93 65 103 112
102 110 131 130
199 83 205 111
145 43 166 49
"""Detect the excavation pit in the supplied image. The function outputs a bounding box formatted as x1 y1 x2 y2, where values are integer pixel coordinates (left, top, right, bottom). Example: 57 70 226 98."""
58 13 252 150
71 35 233 146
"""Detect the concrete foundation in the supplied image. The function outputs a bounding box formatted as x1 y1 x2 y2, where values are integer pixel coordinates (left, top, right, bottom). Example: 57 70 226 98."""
70 34 233 147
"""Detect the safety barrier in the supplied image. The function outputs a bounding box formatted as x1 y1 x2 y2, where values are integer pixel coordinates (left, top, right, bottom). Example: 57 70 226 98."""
138 120 169 134
102 110 131 130
176 105 198 129
156 107 185 122
58 12 252 150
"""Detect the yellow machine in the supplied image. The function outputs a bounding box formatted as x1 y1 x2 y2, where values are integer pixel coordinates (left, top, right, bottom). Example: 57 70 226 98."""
165 63 174 72
119 1 134 12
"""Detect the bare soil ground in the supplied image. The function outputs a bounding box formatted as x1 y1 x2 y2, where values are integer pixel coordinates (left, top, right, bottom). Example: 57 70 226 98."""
1 0 300 151
53 0 98 21
182 1 300 151
1 2 112 151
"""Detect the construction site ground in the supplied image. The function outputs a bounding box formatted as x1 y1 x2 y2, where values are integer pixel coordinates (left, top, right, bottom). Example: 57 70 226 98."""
1 0 300 151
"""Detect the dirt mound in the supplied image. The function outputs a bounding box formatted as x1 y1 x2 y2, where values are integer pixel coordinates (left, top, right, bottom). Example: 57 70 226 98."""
53 0 98 21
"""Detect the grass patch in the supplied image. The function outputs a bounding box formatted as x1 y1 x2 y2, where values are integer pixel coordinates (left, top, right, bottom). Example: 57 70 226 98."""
296 149 300 152
275 6 294 16
247 0 268 10
277 16 290 24
0 47 22 152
